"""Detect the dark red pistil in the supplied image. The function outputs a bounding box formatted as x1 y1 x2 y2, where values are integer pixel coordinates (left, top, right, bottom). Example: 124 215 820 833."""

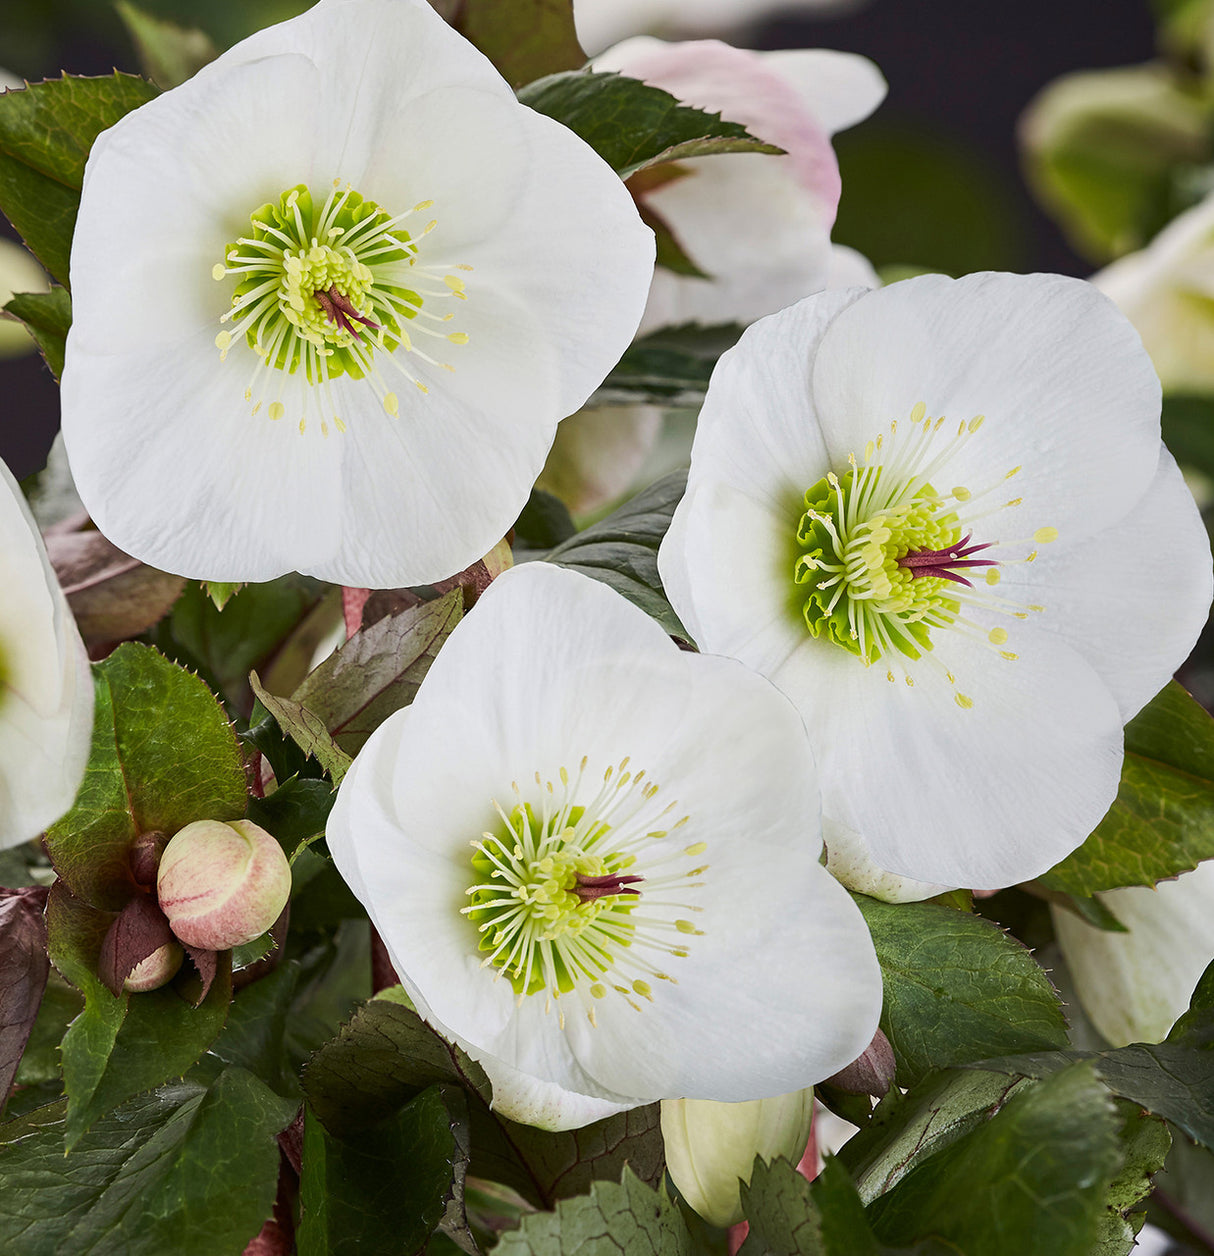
897 534 997 587
574 872 643 903
314 286 378 339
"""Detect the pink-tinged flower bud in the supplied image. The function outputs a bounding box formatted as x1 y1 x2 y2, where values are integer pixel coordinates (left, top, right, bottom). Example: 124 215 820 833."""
157 819 290 950
124 942 184 992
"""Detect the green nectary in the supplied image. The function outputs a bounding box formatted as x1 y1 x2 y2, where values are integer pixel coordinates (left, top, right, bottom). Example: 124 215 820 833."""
465 803 639 998
793 468 964 664
220 184 422 382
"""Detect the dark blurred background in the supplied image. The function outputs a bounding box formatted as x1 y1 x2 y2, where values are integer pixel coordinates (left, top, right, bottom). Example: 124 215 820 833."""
0 0 1157 479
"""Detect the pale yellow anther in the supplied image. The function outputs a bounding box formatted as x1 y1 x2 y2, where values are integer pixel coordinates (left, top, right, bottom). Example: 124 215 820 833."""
1028 603 1045 613
215 331 231 352
952 487 971 502
1005 497 1023 508
268 401 285 422
384 392 400 416
1006 465 1022 478
683 842 707 856
675 919 699 935
910 402 926 422
335 416 347 434
298 418 306 434
955 693 974 709
590 983 607 999
1000 651 1019 660
988 627 1008 645
1033 527 1059 543
968 414 985 432
447 332 469 345
412 200 434 212
212 264 226 281
985 569 1001 586
633 980 653 1000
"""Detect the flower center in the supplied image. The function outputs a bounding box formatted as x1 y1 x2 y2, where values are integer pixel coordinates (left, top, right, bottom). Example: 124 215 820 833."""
792 403 1057 705
212 181 471 436
461 758 706 1027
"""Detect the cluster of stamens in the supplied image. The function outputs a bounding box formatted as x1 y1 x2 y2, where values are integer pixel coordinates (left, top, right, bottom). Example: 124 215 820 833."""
212 180 472 436
462 757 707 1028
793 402 1058 706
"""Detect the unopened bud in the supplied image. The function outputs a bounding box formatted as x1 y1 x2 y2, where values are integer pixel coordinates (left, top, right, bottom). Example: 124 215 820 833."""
157 819 290 951
825 1028 896 1097
124 941 184 992
660 1089 815 1228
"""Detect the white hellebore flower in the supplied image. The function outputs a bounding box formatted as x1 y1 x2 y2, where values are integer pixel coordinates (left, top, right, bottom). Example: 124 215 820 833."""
594 37 885 334
661 1090 815 1226
1053 861 1214 1046
0 457 94 846
327 563 881 1129
659 273 1213 895
61 0 653 588
1094 188 1214 394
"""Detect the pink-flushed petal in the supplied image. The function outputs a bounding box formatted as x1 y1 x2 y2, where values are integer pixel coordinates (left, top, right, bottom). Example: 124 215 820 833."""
999 448 1212 722
758 49 887 136
809 273 1165 544
537 404 664 517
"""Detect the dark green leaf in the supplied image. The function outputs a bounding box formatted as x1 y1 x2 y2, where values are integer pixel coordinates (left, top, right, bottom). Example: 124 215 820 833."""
1039 682 1214 896
1168 956 1214 1049
206 961 299 1096
739 1156 856 1256
298 1086 470 1256
162 574 332 711
303 992 664 1209
854 895 1068 1087
0 1066 294 1255
1148 1134 1214 1254
47 643 248 911
543 470 688 638
250 672 353 784
868 1063 1122 1256
1161 394 1214 480
514 488 577 550
3 286 70 377
454 0 584 89
47 882 232 1150
241 697 313 784
0 73 159 287
839 1069 1031 1205
492 1167 693 1256
519 72 781 180
592 322 743 407
115 1 218 90
291 589 462 757
246 775 335 857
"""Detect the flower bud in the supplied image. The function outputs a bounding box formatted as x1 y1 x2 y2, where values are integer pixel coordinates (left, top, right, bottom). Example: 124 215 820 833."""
660 1089 815 1228
157 819 290 950
124 941 184 992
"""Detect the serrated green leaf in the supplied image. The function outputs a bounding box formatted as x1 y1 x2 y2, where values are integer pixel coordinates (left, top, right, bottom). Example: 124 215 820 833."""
868 1063 1122 1256
0 73 159 287
854 895 1068 1087
454 0 583 89
47 882 233 1150
543 470 689 638
1039 682 1214 896
303 993 664 1209
839 1069 1031 1205
47 643 248 910
0 1067 294 1255
3 285 70 377
592 322 744 407
1168 956 1214 1049
737 1156 829 1256
206 961 299 1096
519 72 781 180
1093 1104 1171 1256
246 775 335 857
115 1 218 90
290 589 462 757
492 1168 693 1256
298 1086 470 1256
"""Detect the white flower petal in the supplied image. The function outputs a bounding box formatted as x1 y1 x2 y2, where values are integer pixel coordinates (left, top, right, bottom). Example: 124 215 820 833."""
1054 860 1214 1046
0 459 94 847
757 49 887 136
809 273 1165 543
822 818 952 904
1002 449 1212 721
475 1057 638 1130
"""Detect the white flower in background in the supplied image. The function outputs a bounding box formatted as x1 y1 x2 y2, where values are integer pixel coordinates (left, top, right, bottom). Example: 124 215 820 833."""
595 37 885 334
575 0 873 58
327 563 881 1129
61 0 653 589
658 273 1213 894
0 237 48 360
661 1090 814 1226
0 457 93 847
1094 189 1214 394
1053 861 1214 1046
